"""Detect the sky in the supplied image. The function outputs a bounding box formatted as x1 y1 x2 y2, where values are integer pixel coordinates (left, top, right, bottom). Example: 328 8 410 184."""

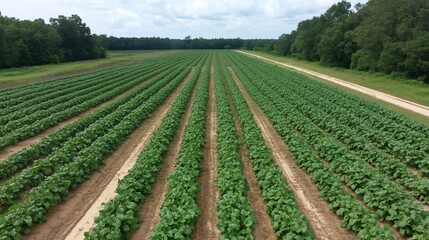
0 0 367 39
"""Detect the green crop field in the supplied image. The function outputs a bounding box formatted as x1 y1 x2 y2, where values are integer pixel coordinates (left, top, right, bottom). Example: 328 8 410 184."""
0 50 428 240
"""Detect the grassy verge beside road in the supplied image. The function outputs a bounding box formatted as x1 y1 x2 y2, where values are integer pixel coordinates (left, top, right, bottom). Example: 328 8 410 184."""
241 50 429 107
239 50 429 125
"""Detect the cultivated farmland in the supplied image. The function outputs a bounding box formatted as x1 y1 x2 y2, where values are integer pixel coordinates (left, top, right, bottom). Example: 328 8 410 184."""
0 50 428 240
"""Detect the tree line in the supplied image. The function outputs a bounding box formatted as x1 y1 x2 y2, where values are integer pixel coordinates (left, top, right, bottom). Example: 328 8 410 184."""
0 10 274 69
5 0 427 84
0 13 106 68
268 0 429 83
100 35 274 51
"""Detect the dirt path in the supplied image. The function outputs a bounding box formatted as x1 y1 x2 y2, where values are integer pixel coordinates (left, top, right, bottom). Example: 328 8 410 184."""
0 74 160 163
192 64 221 239
223 74 278 240
237 50 429 117
130 69 200 240
24 69 195 240
229 67 357 240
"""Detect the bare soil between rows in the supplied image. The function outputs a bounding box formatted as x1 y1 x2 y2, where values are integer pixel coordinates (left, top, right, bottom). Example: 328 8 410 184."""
192 63 221 240
228 67 358 240
24 69 194 240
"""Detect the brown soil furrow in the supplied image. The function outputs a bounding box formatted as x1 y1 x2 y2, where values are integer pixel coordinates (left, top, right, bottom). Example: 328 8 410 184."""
222 74 278 240
228 67 357 240
193 63 221 239
24 69 195 240
131 68 201 240
0 73 161 163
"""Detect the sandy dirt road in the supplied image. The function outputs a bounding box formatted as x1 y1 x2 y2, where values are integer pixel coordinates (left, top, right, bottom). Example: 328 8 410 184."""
237 50 429 118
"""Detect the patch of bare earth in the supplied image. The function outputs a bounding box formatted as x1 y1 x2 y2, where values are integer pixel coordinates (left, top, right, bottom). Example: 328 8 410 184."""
222 73 278 240
130 68 201 240
228 67 357 240
192 63 221 239
0 73 160 163
24 69 195 240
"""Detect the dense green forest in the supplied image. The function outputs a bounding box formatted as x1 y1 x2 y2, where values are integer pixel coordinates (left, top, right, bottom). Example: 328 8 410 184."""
270 0 429 83
0 14 106 68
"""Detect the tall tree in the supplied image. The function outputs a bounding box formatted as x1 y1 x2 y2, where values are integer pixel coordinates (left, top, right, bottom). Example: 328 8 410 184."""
50 14 100 61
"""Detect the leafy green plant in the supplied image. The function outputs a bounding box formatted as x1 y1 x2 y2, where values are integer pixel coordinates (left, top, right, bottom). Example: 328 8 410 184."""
221 60 313 239
0 53 204 239
214 57 255 239
151 55 210 239
85 54 207 240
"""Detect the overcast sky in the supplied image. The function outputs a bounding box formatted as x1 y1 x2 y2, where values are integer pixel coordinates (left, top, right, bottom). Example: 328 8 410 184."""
1 0 367 39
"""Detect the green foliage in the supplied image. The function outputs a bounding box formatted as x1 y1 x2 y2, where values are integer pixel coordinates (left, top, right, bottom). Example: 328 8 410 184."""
0 57 181 152
274 0 429 83
0 13 105 69
0 58 182 181
151 55 210 239
222 55 314 239
0 53 203 239
214 57 256 239
86 54 206 240
228 51 429 239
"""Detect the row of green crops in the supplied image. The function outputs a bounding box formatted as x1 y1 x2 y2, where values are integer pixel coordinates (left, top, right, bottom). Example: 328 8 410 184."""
0 55 179 123
0 62 145 116
85 54 207 240
0 54 203 239
0 65 128 105
219 59 313 239
0 53 176 106
0 61 181 181
213 57 256 239
228 55 429 203
0 57 197 211
229 54 429 177
223 52 395 239
0 55 188 151
226 52 429 239
151 55 210 239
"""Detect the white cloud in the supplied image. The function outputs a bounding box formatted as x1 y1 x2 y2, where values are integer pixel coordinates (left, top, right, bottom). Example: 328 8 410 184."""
0 0 368 38
108 8 142 29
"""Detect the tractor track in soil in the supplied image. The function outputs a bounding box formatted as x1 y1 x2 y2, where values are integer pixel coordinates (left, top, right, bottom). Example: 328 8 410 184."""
193 63 221 240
